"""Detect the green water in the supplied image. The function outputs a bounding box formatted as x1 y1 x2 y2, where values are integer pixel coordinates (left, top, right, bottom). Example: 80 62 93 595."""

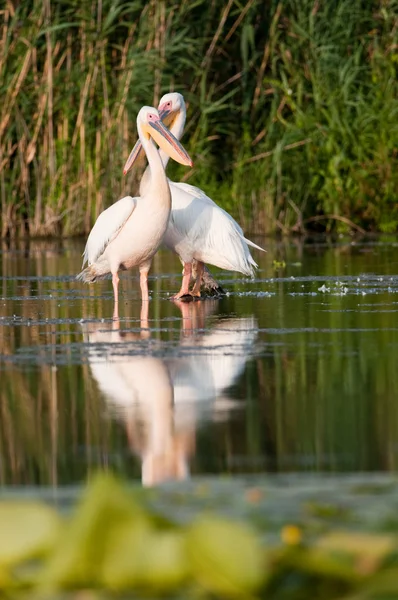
1 236 398 486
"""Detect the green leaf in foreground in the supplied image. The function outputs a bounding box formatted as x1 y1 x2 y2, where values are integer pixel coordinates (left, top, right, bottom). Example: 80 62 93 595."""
0 565 11 590
186 515 265 597
0 502 60 567
316 531 397 576
103 524 188 592
42 473 147 588
279 531 397 585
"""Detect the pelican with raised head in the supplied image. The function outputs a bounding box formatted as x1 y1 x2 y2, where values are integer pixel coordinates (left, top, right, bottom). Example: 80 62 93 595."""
77 106 192 309
123 92 265 299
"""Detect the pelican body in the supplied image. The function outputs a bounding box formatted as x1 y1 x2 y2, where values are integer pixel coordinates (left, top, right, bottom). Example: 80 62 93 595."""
123 93 265 299
77 106 192 305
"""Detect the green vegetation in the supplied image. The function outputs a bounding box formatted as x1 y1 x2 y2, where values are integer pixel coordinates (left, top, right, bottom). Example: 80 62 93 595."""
3 472 398 599
0 0 397 237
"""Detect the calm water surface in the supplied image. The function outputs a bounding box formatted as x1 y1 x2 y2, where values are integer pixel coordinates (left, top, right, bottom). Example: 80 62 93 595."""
1 236 398 487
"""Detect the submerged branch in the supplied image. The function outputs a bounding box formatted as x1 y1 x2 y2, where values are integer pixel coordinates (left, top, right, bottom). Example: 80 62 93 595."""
303 214 366 234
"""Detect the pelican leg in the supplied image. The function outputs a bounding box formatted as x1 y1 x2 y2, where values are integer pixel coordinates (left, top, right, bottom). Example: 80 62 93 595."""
201 265 225 297
140 300 151 339
140 268 150 302
112 272 120 320
112 302 119 321
191 260 204 297
112 272 119 303
172 262 192 299
191 259 199 283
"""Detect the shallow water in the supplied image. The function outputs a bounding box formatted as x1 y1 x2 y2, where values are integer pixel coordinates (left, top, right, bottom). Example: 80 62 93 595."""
1 236 398 487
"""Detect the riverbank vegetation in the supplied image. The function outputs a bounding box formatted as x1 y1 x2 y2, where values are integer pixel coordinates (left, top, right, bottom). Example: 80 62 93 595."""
0 0 397 237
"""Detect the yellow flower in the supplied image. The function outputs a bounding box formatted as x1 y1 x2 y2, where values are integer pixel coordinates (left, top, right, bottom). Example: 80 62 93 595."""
281 525 302 545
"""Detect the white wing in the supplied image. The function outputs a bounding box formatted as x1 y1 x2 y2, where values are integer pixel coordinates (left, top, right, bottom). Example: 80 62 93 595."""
171 181 265 251
172 182 265 253
166 182 262 274
169 181 242 244
170 181 218 207
82 196 137 266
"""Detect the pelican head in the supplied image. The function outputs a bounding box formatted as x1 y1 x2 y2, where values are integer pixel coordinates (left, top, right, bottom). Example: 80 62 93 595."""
124 106 192 174
157 92 185 128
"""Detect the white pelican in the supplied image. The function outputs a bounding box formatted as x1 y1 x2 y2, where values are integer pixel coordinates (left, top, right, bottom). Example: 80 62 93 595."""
123 92 265 299
82 301 258 486
77 105 192 307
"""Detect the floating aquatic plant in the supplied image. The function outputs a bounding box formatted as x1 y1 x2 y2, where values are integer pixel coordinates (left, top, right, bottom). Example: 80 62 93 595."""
1 473 398 598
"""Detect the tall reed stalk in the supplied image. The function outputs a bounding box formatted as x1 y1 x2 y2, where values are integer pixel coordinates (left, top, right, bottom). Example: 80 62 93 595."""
0 0 397 237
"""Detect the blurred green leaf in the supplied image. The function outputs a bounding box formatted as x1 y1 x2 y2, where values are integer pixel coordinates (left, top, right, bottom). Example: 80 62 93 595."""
316 532 396 576
0 502 60 567
358 566 398 597
43 473 145 587
103 525 188 592
186 515 265 596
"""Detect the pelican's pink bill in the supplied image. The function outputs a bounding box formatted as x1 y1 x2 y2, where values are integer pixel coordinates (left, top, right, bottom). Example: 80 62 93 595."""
149 119 193 167
158 107 171 120
123 140 142 175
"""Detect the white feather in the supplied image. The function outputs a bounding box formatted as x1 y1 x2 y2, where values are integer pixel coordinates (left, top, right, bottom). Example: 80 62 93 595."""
164 181 263 276
82 196 137 267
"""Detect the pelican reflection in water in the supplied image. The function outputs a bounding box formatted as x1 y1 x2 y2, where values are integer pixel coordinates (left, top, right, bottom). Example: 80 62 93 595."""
82 301 258 486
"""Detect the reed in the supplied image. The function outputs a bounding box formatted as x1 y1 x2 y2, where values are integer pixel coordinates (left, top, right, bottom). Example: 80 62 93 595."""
0 0 397 237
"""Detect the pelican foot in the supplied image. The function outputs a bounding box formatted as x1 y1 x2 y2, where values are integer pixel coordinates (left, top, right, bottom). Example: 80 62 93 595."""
179 294 196 303
170 291 207 302
170 292 197 302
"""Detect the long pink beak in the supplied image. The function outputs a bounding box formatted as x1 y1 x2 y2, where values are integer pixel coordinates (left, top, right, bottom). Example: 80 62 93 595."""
123 114 192 174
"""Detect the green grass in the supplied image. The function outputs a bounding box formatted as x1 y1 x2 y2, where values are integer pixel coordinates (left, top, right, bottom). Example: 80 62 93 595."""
0 0 397 237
